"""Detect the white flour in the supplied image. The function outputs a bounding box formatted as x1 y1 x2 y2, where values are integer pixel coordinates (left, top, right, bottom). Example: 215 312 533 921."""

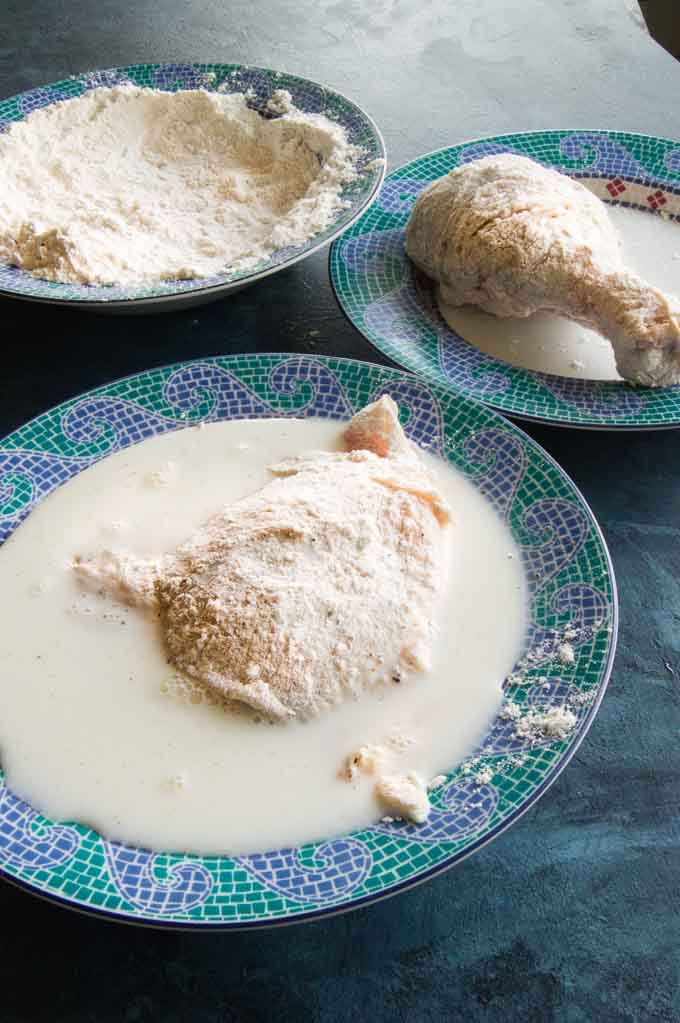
0 85 360 285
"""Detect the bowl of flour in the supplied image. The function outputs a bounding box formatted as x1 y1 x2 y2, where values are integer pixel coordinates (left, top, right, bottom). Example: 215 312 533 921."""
0 63 385 311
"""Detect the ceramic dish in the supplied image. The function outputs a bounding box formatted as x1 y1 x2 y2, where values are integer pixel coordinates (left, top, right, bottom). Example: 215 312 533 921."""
330 130 680 429
0 63 385 312
0 354 617 927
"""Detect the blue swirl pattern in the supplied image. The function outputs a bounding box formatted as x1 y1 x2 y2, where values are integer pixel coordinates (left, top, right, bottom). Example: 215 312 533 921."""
103 842 213 913
0 450 93 540
163 363 274 421
0 784 81 871
61 396 186 452
456 428 526 520
559 132 680 184
237 838 372 904
520 499 590 592
375 179 424 215
269 357 354 418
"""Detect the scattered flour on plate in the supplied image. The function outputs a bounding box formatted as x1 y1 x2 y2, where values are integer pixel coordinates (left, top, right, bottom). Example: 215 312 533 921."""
505 623 589 686
499 700 522 722
0 85 361 285
569 689 595 707
456 619 609 785
513 705 577 741
558 641 576 665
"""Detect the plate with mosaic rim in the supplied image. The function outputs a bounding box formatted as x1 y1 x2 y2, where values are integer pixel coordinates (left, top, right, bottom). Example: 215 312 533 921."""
330 130 680 429
0 353 616 927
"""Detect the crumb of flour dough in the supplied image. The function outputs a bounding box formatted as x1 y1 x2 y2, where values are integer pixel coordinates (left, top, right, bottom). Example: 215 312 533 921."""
504 621 601 686
375 772 431 824
499 700 522 722
343 744 386 781
144 461 177 488
343 729 418 781
569 688 595 707
344 728 416 779
558 642 576 665
342 726 428 822
344 742 447 824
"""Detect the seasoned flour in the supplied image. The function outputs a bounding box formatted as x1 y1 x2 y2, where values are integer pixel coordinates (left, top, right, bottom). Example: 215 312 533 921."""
0 85 360 285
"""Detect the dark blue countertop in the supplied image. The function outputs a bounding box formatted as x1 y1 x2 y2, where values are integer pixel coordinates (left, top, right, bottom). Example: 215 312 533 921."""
0 2 679 1020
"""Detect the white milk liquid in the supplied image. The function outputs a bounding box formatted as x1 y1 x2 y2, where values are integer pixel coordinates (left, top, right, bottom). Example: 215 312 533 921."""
0 418 525 855
439 206 680 380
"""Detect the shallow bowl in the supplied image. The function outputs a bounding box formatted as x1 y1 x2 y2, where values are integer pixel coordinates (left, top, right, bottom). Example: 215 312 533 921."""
0 63 385 312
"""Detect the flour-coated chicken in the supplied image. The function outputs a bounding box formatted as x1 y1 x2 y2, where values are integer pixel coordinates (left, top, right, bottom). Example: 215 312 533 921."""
74 397 451 719
405 154 680 387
